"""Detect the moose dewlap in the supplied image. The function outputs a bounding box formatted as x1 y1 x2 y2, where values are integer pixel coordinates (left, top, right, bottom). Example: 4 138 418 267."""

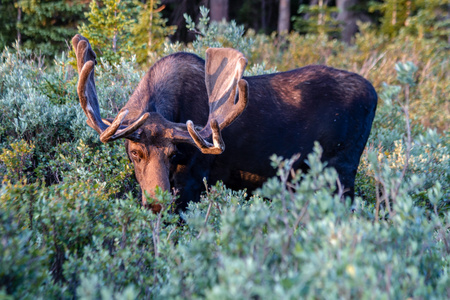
72 34 377 213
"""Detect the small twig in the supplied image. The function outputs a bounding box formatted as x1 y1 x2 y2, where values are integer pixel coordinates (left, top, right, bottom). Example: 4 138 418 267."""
188 28 205 37
152 204 164 258
166 226 177 242
375 182 381 222
385 264 392 298
292 200 310 231
196 180 215 239
196 200 214 239
214 201 222 215
204 200 213 225
336 177 349 203
392 85 412 203
280 154 301 262
433 204 450 255
121 217 129 249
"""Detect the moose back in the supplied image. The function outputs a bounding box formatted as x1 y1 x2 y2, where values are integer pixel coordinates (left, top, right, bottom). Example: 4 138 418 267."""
72 34 377 212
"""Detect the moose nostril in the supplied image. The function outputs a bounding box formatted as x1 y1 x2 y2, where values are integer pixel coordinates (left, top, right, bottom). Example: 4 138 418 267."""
150 203 162 213
142 193 163 213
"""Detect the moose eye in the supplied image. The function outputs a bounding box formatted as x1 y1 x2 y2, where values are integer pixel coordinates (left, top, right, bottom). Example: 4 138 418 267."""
169 150 186 164
168 151 177 160
130 150 141 161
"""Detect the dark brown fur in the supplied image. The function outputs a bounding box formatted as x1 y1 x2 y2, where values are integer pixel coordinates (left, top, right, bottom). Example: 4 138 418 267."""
122 55 377 211
72 33 377 212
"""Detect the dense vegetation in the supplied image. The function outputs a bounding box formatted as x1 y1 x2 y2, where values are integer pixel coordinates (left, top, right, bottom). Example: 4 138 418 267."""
1 4 449 299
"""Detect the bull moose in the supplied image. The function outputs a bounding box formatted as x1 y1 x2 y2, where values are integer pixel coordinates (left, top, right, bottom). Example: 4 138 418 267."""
72 34 377 213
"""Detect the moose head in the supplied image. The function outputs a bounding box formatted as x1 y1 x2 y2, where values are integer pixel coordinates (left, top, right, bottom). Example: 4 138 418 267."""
72 34 248 212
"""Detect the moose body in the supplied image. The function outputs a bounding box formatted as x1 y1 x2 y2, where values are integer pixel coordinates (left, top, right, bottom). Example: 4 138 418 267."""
72 34 377 212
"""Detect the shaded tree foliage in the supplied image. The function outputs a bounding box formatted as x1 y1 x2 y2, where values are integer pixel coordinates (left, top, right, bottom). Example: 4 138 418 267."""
130 0 176 65
78 0 175 65
0 0 19 49
78 0 136 63
370 0 449 39
0 0 447 56
16 0 87 56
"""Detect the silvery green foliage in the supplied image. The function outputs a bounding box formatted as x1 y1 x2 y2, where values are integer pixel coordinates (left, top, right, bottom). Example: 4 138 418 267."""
359 62 449 208
0 45 76 150
183 6 254 59
76 274 138 300
1 143 448 298
1 36 449 299
157 143 449 299
0 207 55 299
162 40 184 56
177 6 278 77
395 61 418 87
0 45 144 148
95 56 144 113
245 61 278 76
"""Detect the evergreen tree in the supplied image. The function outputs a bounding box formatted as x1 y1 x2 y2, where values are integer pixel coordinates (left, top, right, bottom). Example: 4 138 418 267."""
130 0 176 65
16 0 87 56
370 0 449 39
78 0 136 64
405 0 449 40
0 0 19 49
370 0 413 37
292 1 341 36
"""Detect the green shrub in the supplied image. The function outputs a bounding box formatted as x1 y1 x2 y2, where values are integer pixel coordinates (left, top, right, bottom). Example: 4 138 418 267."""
39 52 78 106
0 13 448 299
159 145 449 299
42 140 137 198
0 42 143 148
0 43 143 189
0 140 35 182
0 44 78 150
356 62 449 212
0 210 55 299
0 142 448 298
183 6 254 58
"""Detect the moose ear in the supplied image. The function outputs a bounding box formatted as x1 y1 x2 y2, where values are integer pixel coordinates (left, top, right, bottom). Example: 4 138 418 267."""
204 48 248 130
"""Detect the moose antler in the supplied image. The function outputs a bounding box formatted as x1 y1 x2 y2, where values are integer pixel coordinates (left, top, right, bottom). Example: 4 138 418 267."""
73 34 248 153
186 48 249 154
72 34 148 142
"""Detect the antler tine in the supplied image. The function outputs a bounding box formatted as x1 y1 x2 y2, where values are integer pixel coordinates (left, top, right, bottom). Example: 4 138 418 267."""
100 109 149 142
72 34 148 143
187 119 224 154
185 48 249 155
